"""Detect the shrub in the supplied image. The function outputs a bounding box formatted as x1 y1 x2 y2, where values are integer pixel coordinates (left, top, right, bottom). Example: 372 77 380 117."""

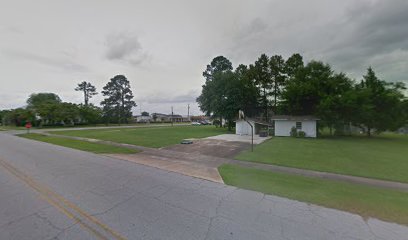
212 119 221 128
290 127 298 137
297 131 306 138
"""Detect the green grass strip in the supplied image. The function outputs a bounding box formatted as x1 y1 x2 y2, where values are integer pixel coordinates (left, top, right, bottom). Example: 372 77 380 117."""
219 163 408 226
20 133 139 154
236 134 408 183
52 125 230 148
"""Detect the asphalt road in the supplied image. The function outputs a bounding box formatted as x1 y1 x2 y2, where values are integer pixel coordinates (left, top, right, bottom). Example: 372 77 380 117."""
0 132 407 240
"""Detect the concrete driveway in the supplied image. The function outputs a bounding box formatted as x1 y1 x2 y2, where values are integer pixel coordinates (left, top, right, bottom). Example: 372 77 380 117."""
1 132 408 239
206 134 271 144
163 138 250 158
107 137 253 183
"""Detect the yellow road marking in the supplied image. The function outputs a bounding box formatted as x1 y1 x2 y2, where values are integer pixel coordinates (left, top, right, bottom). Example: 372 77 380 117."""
0 157 127 240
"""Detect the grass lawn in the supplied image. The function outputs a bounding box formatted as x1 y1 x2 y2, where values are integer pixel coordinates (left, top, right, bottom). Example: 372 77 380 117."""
0 126 26 131
236 134 408 183
51 125 230 148
20 133 139 154
219 164 408 226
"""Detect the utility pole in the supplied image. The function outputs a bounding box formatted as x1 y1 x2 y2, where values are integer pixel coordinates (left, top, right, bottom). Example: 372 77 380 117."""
187 104 190 122
171 106 174 126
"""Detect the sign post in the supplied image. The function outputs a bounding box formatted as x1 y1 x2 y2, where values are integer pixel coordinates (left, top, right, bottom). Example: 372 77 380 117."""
25 122 32 134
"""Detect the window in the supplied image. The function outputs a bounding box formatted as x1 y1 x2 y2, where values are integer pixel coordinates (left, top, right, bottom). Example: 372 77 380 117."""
296 122 302 130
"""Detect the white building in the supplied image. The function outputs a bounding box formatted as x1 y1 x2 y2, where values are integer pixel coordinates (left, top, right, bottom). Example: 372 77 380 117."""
235 119 271 136
134 115 151 123
271 115 319 138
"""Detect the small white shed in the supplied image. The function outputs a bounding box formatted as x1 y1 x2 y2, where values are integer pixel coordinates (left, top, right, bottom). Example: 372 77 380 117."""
235 119 271 136
271 115 319 138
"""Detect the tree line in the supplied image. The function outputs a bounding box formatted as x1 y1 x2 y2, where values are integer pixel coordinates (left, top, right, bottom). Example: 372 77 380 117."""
0 75 136 127
197 54 408 135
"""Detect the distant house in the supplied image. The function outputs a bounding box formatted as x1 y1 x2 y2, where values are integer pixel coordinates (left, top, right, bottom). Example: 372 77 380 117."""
151 113 188 122
235 118 271 136
271 115 319 138
168 114 184 122
134 115 151 123
151 113 168 122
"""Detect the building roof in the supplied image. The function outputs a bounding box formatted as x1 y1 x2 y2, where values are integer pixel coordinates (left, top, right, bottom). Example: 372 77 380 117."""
151 113 183 118
169 115 183 118
270 115 320 121
236 118 271 126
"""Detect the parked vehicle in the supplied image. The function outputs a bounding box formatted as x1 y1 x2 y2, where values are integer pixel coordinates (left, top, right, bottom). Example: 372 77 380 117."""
191 122 201 126
199 120 211 125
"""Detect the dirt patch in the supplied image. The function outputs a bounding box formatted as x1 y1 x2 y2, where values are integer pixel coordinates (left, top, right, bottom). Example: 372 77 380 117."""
162 139 250 158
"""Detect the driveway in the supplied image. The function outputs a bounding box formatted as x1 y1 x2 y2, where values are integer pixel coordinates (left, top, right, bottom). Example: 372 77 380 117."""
163 138 250 158
1 132 407 239
107 137 251 183
206 134 271 144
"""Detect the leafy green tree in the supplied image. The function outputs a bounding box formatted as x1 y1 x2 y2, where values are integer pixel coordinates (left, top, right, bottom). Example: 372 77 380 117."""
198 56 234 125
35 102 61 125
0 110 6 125
203 56 233 82
78 104 102 124
55 102 79 125
141 111 149 116
198 59 256 131
344 68 406 136
402 99 408 126
152 113 158 122
218 71 245 130
235 64 260 117
27 93 61 108
282 61 334 115
25 93 62 126
284 53 304 78
75 81 98 106
252 54 272 120
101 75 136 124
270 55 286 109
281 61 355 134
198 71 243 130
317 73 353 135
3 108 36 126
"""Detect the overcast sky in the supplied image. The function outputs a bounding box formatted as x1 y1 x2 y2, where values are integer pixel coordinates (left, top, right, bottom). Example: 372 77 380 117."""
1 0 407 115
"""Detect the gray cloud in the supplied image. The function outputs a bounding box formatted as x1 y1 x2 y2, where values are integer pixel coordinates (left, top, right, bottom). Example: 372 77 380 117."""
316 0 408 83
139 90 199 104
105 32 148 65
1 0 407 113
1 26 24 34
0 92 28 109
224 0 408 85
2 49 88 72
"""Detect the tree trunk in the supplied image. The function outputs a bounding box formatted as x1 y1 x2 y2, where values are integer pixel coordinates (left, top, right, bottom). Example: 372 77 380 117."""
367 127 371 137
84 90 88 106
274 83 277 110
263 88 268 121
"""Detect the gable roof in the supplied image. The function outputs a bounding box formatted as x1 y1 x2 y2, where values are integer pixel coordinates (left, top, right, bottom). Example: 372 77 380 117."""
270 115 320 121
